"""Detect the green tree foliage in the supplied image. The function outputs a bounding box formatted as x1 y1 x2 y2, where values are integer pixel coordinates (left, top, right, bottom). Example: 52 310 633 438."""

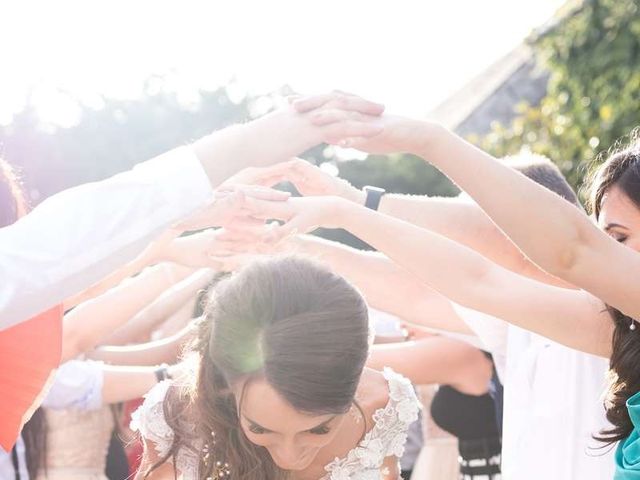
472 0 640 195
338 153 458 197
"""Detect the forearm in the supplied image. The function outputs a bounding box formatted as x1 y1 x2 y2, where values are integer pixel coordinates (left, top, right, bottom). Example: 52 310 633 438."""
193 109 317 189
378 194 533 275
101 365 162 404
331 200 611 355
62 263 193 361
292 235 470 333
335 201 492 309
103 268 212 345
368 337 492 394
64 247 157 310
88 323 196 366
414 123 591 278
379 194 484 240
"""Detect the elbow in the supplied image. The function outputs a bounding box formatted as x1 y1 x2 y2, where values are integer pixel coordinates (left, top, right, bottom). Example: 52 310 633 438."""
548 247 580 278
543 225 592 280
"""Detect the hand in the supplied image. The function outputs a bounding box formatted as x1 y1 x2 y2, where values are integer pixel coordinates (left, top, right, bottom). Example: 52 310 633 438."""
175 185 290 231
135 229 182 266
221 165 288 189
158 228 260 269
289 90 386 146
237 195 350 243
206 223 301 272
340 115 429 155
229 158 365 203
294 93 431 155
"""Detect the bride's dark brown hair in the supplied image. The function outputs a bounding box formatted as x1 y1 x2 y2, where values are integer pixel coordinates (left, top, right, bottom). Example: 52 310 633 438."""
144 255 370 479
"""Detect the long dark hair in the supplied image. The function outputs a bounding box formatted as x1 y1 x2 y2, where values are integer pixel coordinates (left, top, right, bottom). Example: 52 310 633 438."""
0 159 47 478
144 255 370 480
587 136 640 445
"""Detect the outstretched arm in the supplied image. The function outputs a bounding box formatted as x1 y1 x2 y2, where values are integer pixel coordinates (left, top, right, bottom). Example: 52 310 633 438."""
88 321 197 366
0 92 384 329
295 103 640 319
237 158 568 287
250 196 612 356
368 336 493 395
288 235 470 333
103 268 213 345
62 263 193 362
411 124 639 317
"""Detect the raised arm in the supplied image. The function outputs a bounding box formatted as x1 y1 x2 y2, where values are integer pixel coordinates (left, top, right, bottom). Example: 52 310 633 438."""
0 92 384 329
89 321 198 366
249 196 612 356
239 158 567 287
103 268 213 345
287 235 471 333
297 103 640 319
61 262 194 362
63 230 179 310
410 123 640 317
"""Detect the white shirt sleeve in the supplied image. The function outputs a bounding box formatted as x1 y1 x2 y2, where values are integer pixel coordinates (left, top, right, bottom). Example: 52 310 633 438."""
41 359 105 411
0 146 214 330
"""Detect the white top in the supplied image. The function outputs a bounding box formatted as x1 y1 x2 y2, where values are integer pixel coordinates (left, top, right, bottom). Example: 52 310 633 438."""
131 368 420 479
0 146 213 330
42 359 105 411
454 303 615 480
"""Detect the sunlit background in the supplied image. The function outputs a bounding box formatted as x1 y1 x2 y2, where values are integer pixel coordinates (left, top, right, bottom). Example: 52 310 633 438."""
1 0 565 127
0 0 580 221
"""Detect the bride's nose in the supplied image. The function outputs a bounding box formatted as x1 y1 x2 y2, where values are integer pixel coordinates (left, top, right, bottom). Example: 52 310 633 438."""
270 441 307 470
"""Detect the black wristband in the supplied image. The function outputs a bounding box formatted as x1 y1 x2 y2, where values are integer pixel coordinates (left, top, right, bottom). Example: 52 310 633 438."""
363 186 386 211
154 364 172 383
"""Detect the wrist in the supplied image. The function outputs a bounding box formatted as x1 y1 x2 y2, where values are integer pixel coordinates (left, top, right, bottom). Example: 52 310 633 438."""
413 121 446 158
259 107 318 156
346 186 366 205
332 197 358 229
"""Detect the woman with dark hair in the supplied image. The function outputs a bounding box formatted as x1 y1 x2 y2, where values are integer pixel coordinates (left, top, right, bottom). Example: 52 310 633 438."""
132 255 419 480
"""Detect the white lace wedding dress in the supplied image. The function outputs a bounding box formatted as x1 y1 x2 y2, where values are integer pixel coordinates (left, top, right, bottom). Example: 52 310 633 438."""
131 368 420 479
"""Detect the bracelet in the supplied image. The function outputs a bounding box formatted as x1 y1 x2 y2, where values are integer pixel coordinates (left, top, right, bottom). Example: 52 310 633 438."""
363 186 386 211
154 363 172 383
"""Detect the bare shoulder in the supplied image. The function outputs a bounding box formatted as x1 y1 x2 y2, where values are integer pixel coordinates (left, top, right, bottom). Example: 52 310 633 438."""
356 367 420 433
355 367 392 420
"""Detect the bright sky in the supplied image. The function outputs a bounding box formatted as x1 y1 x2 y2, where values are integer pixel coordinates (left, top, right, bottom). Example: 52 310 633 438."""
0 0 567 127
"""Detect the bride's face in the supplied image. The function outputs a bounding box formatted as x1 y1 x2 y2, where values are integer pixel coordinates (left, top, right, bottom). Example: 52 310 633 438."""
235 377 348 471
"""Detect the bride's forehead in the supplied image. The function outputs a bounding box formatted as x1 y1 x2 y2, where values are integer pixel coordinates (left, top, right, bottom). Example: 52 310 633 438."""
239 378 332 429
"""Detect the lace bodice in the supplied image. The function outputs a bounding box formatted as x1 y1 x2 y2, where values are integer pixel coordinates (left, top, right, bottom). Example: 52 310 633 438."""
131 368 420 479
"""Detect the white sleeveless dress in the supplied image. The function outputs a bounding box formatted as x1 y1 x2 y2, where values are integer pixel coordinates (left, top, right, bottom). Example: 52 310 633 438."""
131 368 420 479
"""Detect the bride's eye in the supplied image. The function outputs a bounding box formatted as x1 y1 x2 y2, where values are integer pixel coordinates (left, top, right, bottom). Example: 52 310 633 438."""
248 423 268 434
308 425 331 435
609 231 628 244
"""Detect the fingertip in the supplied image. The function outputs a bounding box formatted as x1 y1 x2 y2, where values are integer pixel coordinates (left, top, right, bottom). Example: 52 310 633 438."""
292 98 314 113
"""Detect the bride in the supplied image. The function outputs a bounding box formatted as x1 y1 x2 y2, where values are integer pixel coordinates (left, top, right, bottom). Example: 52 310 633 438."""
132 255 419 480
